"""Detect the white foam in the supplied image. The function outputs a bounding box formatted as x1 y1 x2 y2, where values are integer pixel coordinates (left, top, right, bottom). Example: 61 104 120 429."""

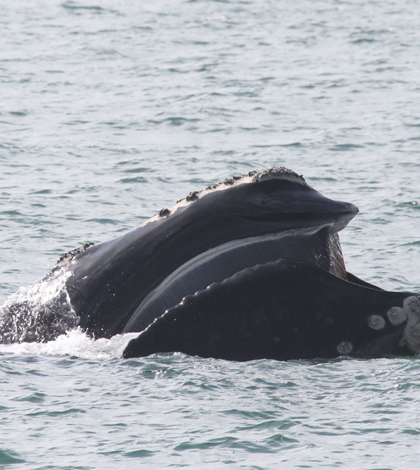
0 268 78 343
0 328 140 360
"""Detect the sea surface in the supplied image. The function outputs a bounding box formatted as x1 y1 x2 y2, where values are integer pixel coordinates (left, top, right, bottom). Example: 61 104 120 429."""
1 0 420 468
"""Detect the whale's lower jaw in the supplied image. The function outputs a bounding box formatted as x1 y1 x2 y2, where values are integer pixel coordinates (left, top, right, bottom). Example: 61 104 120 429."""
122 260 417 361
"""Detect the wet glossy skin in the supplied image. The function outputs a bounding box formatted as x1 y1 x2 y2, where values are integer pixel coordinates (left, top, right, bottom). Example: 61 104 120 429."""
123 260 416 361
64 176 357 338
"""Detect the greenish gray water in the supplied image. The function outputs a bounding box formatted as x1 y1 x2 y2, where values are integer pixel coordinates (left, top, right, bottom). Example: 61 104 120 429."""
1 0 420 468
1 351 420 469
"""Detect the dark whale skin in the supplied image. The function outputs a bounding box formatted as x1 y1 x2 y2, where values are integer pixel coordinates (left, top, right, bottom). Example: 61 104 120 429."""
44 167 420 361
64 171 357 339
123 260 414 361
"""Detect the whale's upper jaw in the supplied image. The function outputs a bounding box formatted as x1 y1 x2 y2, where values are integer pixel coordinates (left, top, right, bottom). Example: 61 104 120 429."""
145 167 308 226
148 167 359 240
189 174 359 239
235 179 359 233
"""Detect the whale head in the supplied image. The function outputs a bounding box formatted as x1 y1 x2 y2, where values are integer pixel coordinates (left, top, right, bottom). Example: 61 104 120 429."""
59 167 359 337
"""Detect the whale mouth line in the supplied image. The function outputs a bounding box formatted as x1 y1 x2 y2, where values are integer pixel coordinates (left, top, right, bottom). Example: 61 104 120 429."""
122 222 346 333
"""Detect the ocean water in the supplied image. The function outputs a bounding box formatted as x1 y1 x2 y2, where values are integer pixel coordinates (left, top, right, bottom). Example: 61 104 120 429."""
1 0 420 468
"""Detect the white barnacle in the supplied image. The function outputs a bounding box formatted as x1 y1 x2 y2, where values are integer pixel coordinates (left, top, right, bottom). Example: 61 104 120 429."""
387 306 407 326
367 315 386 330
337 341 353 355
401 296 420 353
403 296 420 319
403 322 420 353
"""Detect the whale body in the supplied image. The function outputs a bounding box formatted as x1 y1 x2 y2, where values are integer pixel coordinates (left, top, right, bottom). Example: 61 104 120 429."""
1 167 420 360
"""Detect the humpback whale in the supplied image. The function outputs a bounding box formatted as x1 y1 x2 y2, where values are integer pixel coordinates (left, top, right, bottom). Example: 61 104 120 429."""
1 167 419 361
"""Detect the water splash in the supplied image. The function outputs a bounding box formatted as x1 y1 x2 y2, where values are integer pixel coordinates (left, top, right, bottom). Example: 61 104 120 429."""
0 268 78 344
0 328 139 360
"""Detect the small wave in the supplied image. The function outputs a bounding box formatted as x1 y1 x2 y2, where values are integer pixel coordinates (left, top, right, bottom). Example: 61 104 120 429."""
0 328 139 360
